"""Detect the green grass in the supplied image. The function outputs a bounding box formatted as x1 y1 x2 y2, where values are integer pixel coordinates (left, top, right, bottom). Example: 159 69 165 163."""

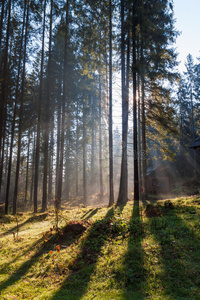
0 197 200 299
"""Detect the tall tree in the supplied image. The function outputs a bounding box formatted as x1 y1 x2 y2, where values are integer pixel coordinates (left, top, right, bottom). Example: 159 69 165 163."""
99 75 103 202
141 45 147 198
82 95 87 204
56 0 69 209
108 0 114 206
0 0 12 194
48 117 54 203
184 54 195 139
42 0 53 212
132 0 139 201
33 0 47 213
5 0 28 214
0 0 5 51
25 129 31 203
13 0 30 214
117 0 128 205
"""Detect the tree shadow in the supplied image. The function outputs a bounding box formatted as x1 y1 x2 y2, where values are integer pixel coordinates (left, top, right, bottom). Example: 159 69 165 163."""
141 196 148 207
148 205 200 298
115 200 146 299
1 213 49 237
0 237 44 274
50 207 115 299
141 196 161 207
81 208 99 220
0 224 83 293
118 202 126 214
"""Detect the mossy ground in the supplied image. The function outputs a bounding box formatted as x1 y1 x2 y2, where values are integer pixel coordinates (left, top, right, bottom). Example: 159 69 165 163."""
0 197 200 299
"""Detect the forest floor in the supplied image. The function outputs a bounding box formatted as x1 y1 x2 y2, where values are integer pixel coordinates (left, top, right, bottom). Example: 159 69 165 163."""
0 196 200 299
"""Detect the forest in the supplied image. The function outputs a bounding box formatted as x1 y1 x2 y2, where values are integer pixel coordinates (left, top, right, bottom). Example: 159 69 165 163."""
0 0 200 214
1 0 200 299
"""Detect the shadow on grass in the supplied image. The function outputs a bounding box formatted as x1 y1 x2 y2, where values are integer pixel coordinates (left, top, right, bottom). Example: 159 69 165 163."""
0 237 44 275
1 213 49 237
148 205 200 299
50 207 115 300
0 223 83 293
118 202 126 214
141 197 148 207
141 196 161 207
81 208 99 220
116 200 146 299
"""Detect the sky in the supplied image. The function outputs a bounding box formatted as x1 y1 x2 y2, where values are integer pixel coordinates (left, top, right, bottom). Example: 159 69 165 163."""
173 0 200 72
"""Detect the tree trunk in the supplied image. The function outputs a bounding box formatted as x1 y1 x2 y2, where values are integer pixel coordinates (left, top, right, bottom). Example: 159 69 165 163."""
5 0 27 214
99 78 103 202
141 53 147 198
82 97 87 204
117 0 128 205
65 110 70 201
75 102 79 196
137 73 141 196
56 0 69 209
48 117 54 203
139 2 147 198
30 130 36 206
0 0 5 51
132 7 139 201
90 97 95 194
55 100 61 199
33 0 47 213
56 102 65 208
25 129 31 203
3 139 9 201
108 0 114 206
42 0 53 212
13 0 30 214
0 0 11 194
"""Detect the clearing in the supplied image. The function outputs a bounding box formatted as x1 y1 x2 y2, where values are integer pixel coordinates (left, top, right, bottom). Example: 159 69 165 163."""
0 197 200 299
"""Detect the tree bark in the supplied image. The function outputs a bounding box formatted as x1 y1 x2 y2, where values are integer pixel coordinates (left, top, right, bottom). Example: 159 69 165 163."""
137 73 141 188
0 0 12 194
0 0 5 51
108 0 114 206
33 0 47 213
56 0 69 209
132 4 139 201
82 96 87 204
13 0 30 214
5 0 27 214
48 117 54 203
65 110 70 201
25 129 31 203
75 102 79 196
117 0 128 205
56 102 65 208
90 97 95 194
141 42 147 198
42 0 53 212
30 130 36 206
55 100 61 199
99 77 103 202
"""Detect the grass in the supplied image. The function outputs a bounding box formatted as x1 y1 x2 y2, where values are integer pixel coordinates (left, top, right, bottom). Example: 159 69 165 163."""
0 196 200 299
